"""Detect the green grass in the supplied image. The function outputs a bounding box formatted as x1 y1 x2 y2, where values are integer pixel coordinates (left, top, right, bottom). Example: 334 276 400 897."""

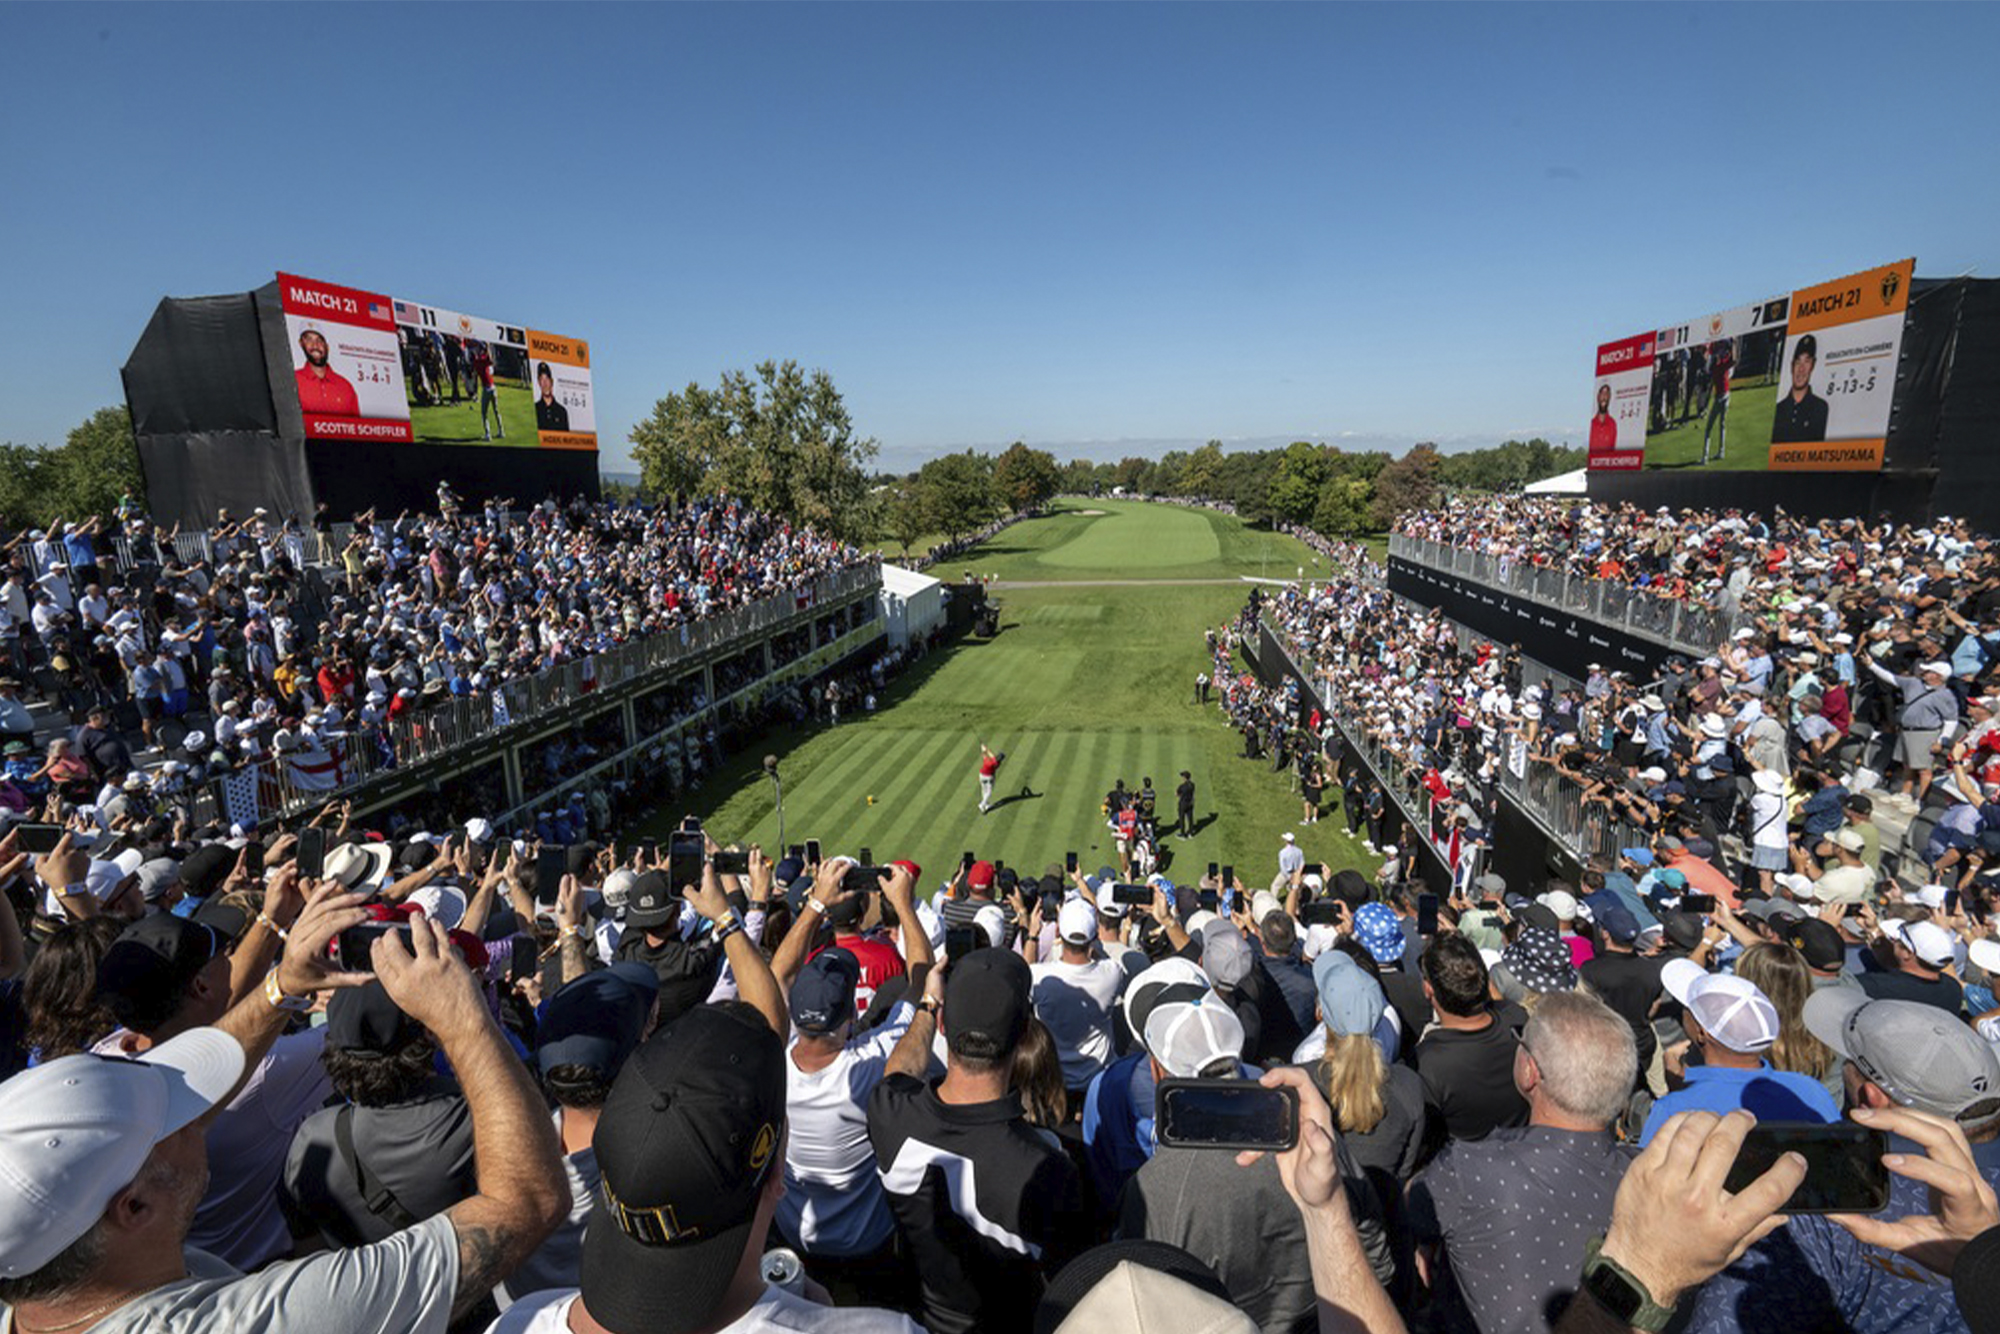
407 382 541 447
946 498 1332 583
644 503 1377 892
1641 379 1778 470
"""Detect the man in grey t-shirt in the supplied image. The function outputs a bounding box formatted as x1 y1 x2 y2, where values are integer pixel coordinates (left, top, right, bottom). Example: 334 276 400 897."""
0 887 567 1334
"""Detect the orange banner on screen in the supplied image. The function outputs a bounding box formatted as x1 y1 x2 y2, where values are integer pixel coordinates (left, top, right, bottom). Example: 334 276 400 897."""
538 432 598 452
1787 259 1914 335
1768 439 1886 471
527 331 590 368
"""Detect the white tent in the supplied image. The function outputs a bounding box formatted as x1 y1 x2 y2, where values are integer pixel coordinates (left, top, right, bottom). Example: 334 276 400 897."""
1523 467 1588 495
880 563 945 649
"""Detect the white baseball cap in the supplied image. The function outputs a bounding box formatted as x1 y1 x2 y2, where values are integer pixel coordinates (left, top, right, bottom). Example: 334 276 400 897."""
1538 889 1579 921
1662 959 1780 1054
1143 994 1246 1079
1884 917 1957 970
1913 884 1952 911
1057 898 1098 946
0 1029 244 1278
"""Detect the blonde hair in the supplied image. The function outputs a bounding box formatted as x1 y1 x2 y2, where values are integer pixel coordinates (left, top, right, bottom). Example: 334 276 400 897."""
1318 1029 1387 1135
1735 943 1836 1080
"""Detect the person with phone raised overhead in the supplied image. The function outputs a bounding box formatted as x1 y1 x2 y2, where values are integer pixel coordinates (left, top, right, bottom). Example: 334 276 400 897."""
1680 994 2000 1334
1638 959 1839 1146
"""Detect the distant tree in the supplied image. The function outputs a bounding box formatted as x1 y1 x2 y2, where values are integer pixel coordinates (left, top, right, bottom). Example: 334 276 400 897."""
1265 442 1331 525
1111 456 1155 494
1060 457 1099 495
1370 442 1441 529
629 360 877 540
881 479 931 553
1180 440 1226 498
42 407 144 526
1312 477 1373 537
990 442 1061 513
917 450 997 539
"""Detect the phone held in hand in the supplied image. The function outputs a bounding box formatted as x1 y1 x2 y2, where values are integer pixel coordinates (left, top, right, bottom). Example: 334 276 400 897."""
1155 1078 1300 1151
536 846 566 902
296 826 327 881
710 849 750 876
1723 1122 1890 1214
331 922 413 973
1111 882 1154 906
667 833 704 894
15 823 63 855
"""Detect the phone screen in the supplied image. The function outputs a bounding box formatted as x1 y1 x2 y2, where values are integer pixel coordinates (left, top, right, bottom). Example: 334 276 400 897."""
1301 900 1343 926
332 923 413 973
711 849 749 876
1682 893 1719 913
242 840 266 877
639 838 659 865
1207 861 1219 880
945 925 984 961
962 850 975 871
297 827 327 881
536 847 566 902
804 839 822 866
859 846 873 867
1946 889 1962 916
1723 1122 1890 1214
1156 1079 1299 1151
1112 882 1154 906
1417 893 1439 937
668 833 704 894
1220 864 1234 889
786 844 804 864
15 823 63 855
1066 851 1079 874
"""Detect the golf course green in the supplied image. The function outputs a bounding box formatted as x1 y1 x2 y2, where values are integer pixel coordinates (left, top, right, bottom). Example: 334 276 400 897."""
649 500 1379 894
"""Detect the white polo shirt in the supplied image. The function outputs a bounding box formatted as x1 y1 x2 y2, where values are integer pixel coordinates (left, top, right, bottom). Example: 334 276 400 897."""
777 1001 915 1258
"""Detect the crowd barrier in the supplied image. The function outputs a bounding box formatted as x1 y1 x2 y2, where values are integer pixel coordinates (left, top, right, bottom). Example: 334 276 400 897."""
1387 533 1733 657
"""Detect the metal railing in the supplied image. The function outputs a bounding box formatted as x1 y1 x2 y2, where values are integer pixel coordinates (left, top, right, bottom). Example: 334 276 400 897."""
1388 533 1734 656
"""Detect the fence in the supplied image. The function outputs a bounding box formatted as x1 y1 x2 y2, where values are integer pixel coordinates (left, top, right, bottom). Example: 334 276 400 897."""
177 559 884 826
1387 534 1734 657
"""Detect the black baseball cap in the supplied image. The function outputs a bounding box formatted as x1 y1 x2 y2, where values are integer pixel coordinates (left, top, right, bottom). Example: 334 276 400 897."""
537 965 661 1081
95 915 223 1033
325 980 420 1054
1787 918 1847 971
580 1005 786 1334
789 947 860 1036
942 947 1032 1051
623 871 678 932
179 843 238 900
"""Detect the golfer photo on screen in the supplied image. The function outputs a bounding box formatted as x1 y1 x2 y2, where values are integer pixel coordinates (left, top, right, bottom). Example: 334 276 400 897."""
1588 383 1617 453
293 327 360 417
535 361 570 432
1771 332 1830 444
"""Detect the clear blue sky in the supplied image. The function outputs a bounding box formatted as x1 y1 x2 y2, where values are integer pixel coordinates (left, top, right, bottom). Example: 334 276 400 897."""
3 3 1996 474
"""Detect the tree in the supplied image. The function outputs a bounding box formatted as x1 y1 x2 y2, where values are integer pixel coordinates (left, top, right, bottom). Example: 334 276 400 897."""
1111 456 1155 494
916 451 996 540
1060 458 1100 495
881 480 931 554
1370 442 1441 529
1265 442 1331 525
1312 477 1372 537
1180 441 1225 498
628 360 878 540
47 407 143 524
990 442 1061 513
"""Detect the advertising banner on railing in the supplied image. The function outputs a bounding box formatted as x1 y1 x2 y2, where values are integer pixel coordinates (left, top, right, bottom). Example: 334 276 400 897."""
1386 557 1673 683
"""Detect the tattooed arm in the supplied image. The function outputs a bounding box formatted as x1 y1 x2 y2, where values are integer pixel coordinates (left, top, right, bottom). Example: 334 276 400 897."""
371 919 567 1318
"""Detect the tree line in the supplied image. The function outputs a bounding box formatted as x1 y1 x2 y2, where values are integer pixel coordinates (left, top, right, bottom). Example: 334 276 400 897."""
0 408 148 531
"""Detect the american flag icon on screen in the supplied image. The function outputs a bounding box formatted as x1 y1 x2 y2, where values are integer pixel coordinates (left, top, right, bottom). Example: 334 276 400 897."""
367 301 389 321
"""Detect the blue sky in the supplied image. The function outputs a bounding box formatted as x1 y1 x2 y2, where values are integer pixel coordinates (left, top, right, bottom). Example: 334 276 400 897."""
3 3 1996 473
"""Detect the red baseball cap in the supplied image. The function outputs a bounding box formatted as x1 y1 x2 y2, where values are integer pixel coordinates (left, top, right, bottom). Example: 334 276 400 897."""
891 859 923 884
967 860 996 891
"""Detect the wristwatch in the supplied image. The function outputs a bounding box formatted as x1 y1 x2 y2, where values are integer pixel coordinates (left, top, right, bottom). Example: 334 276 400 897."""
1580 1236 1673 1332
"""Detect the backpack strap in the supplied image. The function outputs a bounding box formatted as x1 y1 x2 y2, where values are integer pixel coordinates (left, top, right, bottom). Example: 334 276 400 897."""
335 1104 419 1231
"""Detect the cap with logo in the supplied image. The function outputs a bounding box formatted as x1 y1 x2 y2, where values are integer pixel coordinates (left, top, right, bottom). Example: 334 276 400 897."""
788 947 860 1036
623 870 679 932
580 1005 786 1334
0 1029 244 1279
1804 992 2000 1132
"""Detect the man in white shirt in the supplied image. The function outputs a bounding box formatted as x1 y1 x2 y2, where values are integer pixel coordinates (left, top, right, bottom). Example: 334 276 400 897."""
1278 831 1306 880
1027 898 1129 1105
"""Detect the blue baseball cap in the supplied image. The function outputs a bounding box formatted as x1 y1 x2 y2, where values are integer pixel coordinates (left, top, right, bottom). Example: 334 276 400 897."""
1312 949 1387 1038
1596 903 1642 944
1353 903 1405 964
536 964 660 1081
1622 848 1655 867
789 946 860 1035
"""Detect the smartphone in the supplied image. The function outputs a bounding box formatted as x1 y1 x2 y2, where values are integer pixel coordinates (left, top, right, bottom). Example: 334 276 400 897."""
15 823 63 855
297 826 327 881
536 847 566 902
332 922 413 973
711 849 749 876
1417 893 1439 937
1220 864 1234 888
639 838 659 865
1155 1079 1300 1151
1207 861 1219 881
1681 893 1719 914
859 846 873 867
1066 851 1079 875
1301 900 1344 926
1842 902 1868 918
668 832 704 893
945 925 985 961
1723 1122 1890 1214
679 815 701 833
1946 889 1962 916
962 850 975 872
786 844 804 864
1111 882 1154 906
804 838 822 866
242 840 265 877
843 864 889 893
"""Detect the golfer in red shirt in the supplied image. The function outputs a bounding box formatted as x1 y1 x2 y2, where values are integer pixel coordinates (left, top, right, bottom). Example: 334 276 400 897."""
293 328 360 416
978 743 1000 813
1588 383 1618 454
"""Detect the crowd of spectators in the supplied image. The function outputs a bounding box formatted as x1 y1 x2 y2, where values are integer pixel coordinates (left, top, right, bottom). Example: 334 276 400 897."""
0 492 867 828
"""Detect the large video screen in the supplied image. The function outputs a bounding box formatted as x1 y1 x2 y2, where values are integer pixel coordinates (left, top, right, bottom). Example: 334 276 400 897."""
276 272 596 451
1586 258 1913 473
